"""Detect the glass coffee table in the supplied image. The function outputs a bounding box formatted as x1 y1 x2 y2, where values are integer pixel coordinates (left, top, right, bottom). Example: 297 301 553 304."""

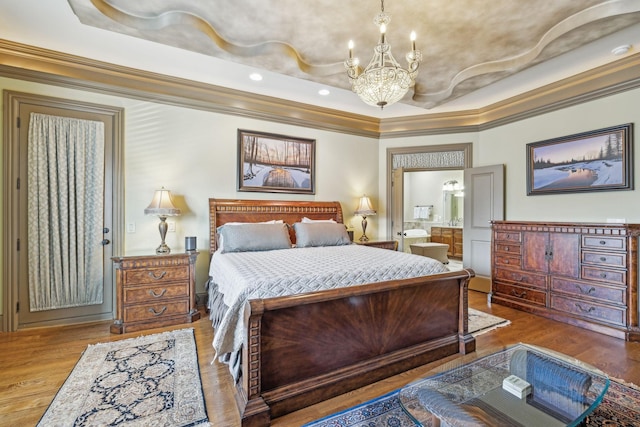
399 343 609 426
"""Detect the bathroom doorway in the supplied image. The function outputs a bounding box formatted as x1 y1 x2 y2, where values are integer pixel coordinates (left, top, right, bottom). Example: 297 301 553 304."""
401 169 464 256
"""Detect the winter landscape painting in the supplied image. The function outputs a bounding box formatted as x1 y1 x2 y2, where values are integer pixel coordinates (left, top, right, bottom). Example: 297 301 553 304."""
238 129 315 194
527 124 633 195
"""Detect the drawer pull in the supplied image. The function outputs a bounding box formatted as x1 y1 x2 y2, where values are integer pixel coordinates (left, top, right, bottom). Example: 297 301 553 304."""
148 271 167 280
514 275 525 282
503 259 509 264
575 284 596 295
600 272 607 279
148 288 167 298
600 256 607 262
511 289 527 298
505 247 510 251
599 240 607 245
148 306 167 316
575 304 595 314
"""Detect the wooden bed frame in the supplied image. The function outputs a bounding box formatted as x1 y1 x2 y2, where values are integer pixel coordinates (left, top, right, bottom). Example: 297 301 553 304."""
208 198 476 426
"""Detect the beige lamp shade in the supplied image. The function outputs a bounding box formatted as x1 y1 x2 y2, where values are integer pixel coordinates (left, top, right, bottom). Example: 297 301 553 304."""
144 187 181 217
354 195 376 216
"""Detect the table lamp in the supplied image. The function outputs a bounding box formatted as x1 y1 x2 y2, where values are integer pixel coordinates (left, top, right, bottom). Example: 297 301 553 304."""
354 195 376 242
144 187 181 254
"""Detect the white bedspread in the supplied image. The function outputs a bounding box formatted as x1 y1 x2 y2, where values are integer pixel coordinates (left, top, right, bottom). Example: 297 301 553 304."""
208 244 449 358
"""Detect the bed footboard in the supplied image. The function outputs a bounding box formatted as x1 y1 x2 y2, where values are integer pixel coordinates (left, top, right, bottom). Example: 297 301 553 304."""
235 268 475 426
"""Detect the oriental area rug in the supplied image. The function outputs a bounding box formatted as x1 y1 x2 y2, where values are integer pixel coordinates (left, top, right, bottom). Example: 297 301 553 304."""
38 328 209 427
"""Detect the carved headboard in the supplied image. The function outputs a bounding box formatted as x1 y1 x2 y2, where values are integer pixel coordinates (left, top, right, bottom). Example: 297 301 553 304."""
208 198 344 253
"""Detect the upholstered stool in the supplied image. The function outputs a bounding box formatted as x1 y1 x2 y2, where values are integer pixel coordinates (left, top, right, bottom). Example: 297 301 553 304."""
410 242 449 264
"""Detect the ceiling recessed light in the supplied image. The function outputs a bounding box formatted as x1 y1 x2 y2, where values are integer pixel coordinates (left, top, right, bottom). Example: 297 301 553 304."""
611 44 631 56
249 73 263 81
318 89 330 96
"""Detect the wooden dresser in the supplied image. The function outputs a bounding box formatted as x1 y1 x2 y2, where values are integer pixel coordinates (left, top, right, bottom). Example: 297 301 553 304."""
430 226 463 258
491 221 640 341
111 252 200 333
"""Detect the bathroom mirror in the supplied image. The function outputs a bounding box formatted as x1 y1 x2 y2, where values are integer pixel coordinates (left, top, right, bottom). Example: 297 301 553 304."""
442 180 464 226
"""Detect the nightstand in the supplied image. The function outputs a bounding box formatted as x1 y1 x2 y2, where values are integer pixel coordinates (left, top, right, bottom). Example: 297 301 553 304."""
111 252 200 333
355 240 398 251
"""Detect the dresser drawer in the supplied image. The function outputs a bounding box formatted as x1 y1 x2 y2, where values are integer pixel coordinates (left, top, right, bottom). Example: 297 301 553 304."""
551 278 625 305
581 251 626 268
550 295 625 326
494 282 546 306
123 283 189 304
495 231 521 243
495 243 521 255
581 266 626 286
494 267 547 289
123 266 189 285
123 300 189 323
495 254 521 268
582 235 626 251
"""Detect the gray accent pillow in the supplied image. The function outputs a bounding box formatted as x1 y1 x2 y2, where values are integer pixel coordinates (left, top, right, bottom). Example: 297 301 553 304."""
217 223 292 253
293 222 351 247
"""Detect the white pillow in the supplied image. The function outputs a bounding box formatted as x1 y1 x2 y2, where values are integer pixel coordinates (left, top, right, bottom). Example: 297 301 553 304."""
301 217 336 223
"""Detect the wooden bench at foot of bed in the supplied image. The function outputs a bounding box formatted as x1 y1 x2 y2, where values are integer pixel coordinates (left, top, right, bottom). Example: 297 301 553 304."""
235 268 476 426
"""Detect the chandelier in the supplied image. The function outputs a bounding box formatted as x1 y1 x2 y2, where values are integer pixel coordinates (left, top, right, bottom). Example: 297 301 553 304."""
344 0 422 109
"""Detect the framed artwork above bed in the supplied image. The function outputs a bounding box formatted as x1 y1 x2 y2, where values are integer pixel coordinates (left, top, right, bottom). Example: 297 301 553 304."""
238 129 315 194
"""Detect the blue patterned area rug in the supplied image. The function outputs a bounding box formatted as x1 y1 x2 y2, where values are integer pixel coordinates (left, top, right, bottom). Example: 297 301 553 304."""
305 370 640 427
305 380 640 427
38 328 209 427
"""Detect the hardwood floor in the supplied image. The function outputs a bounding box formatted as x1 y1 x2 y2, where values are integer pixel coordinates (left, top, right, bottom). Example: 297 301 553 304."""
1 290 640 426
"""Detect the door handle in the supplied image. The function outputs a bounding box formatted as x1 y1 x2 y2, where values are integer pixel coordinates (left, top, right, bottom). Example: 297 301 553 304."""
100 239 111 246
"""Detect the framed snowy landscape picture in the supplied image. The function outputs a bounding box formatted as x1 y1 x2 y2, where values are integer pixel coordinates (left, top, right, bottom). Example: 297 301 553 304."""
238 129 315 194
526 123 633 196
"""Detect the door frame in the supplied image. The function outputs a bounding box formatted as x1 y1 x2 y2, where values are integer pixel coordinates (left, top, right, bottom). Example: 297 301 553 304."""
2 90 125 332
386 143 473 241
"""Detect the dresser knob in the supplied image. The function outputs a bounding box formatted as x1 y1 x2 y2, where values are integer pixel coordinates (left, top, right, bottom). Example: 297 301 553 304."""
600 272 607 278
599 240 607 245
148 306 167 316
511 290 527 298
575 284 596 295
149 271 167 280
575 304 595 313
148 288 167 298
600 256 607 262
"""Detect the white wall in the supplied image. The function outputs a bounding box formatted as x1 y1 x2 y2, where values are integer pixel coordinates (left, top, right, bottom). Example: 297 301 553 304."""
0 77 380 315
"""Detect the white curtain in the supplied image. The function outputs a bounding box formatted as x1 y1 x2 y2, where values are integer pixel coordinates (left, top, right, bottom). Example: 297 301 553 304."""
27 113 105 311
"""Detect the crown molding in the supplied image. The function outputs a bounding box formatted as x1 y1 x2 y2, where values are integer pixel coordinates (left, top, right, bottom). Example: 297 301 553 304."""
380 52 640 138
1 39 639 139
0 39 380 138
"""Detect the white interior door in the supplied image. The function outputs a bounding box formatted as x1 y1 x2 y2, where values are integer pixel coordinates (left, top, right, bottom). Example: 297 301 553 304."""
463 165 504 292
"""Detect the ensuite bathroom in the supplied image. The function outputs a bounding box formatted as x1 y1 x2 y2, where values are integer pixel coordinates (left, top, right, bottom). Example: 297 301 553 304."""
402 169 465 255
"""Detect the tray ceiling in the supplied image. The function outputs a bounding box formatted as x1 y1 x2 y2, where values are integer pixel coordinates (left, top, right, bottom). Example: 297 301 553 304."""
65 0 640 111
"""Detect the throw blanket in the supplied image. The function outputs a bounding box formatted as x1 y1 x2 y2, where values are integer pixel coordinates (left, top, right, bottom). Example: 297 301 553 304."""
209 244 448 360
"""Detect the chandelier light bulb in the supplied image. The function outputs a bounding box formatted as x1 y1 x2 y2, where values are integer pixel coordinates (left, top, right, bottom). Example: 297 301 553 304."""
411 31 416 50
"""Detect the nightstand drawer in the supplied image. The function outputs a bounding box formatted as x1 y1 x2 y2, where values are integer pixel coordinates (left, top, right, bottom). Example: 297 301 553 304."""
123 266 188 285
123 300 189 323
123 283 189 304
